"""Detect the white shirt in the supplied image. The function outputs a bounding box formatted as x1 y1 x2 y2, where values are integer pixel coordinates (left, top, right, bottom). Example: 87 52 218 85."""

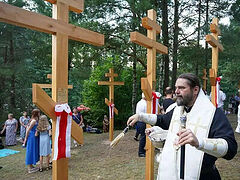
136 98 147 114
218 90 226 108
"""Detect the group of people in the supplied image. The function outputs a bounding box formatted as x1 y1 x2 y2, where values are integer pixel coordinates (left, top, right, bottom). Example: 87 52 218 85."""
0 109 52 173
23 109 52 173
128 73 237 179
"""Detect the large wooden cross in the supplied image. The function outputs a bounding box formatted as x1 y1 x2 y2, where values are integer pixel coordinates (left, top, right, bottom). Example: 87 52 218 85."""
98 68 124 141
0 1 104 179
130 9 168 180
206 18 223 107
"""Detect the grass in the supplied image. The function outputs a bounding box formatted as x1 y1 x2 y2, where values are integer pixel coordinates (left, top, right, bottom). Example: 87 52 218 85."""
0 114 239 180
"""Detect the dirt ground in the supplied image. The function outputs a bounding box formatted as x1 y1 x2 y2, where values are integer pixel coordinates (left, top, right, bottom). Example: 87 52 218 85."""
0 114 239 180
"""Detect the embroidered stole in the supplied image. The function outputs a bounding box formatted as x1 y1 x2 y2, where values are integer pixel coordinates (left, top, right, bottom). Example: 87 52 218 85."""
157 89 216 180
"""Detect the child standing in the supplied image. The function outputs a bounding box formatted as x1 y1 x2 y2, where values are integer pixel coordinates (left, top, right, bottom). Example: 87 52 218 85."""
36 115 52 172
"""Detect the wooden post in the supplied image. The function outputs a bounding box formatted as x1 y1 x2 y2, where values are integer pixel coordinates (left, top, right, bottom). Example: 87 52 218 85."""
98 68 124 141
130 9 168 180
0 1 104 180
202 68 208 91
206 18 223 107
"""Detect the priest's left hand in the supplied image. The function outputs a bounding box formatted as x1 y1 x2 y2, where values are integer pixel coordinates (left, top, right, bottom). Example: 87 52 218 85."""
177 129 199 148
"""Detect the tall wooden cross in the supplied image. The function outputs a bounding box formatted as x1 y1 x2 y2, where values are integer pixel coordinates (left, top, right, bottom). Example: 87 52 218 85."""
202 68 208 91
98 68 124 141
0 1 104 179
130 9 168 180
206 18 223 107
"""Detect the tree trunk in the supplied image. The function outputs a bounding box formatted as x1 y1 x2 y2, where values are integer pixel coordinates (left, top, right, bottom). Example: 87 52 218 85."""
204 0 209 91
131 1 137 114
196 0 202 76
172 0 179 89
205 0 209 68
9 34 16 109
162 0 170 90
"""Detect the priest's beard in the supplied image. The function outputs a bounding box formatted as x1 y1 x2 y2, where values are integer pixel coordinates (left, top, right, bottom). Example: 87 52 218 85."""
176 91 194 107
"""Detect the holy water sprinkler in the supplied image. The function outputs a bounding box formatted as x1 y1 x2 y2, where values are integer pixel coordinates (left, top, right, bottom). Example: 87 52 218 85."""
110 125 129 148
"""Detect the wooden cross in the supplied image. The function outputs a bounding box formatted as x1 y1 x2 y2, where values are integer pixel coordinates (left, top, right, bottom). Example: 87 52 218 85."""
202 69 208 91
206 18 223 107
98 68 124 141
130 9 168 180
0 1 104 180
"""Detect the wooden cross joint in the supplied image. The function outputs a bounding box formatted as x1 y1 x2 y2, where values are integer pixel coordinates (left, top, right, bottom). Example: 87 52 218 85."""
206 35 223 51
142 17 161 34
105 98 118 115
206 17 223 52
141 78 152 101
38 84 73 89
209 69 216 86
45 0 84 13
32 83 83 144
130 32 168 54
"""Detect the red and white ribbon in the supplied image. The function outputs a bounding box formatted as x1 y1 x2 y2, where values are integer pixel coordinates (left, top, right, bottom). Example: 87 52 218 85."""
53 103 72 160
109 103 115 119
215 77 222 108
152 92 161 114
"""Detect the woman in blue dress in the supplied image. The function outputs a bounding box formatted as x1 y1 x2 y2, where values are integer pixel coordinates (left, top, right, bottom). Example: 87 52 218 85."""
23 109 40 173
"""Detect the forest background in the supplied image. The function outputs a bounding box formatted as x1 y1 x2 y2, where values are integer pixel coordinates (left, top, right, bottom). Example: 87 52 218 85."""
0 0 240 128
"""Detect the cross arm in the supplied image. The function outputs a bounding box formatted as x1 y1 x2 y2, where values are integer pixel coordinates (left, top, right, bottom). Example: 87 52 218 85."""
130 32 168 54
98 81 124 86
32 83 83 144
105 73 118 77
0 2 104 46
142 17 161 34
105 98 118 115
45 0 84 14
210 24 221 35
38 84 73 89
206 35 223 51
141 78 152 101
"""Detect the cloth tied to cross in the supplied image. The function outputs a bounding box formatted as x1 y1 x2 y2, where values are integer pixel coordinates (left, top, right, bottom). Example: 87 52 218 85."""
152 92 161 114
215 76 222 108
53 103 72 160
109 103 115 119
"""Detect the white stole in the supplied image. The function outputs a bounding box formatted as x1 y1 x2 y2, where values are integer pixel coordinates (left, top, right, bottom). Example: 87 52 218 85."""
158 89 216 180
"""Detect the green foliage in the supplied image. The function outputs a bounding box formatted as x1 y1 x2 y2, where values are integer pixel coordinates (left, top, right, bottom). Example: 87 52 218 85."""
81 56 144 128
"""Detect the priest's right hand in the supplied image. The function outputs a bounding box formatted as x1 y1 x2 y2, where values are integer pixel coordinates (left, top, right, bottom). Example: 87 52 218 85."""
127 114 139 126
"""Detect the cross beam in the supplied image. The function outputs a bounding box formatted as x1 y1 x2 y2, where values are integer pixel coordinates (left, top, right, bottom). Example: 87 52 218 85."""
130 9 168 180
0 1 104 180
206 18 223 107
98 68 124 141
0 2 104 46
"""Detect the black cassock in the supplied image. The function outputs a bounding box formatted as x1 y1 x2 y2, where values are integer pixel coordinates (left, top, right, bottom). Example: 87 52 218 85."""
156 108 238 180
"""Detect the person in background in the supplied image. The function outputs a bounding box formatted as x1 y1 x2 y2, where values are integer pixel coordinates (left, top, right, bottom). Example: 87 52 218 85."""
36 115 52 172
72 107 84 147
19 111 30 143
103 115 109 133
218 88 226 111
162 87 175 112
135 93 147 157
0 113 18 146
23 109 40 174
234 90 240 114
